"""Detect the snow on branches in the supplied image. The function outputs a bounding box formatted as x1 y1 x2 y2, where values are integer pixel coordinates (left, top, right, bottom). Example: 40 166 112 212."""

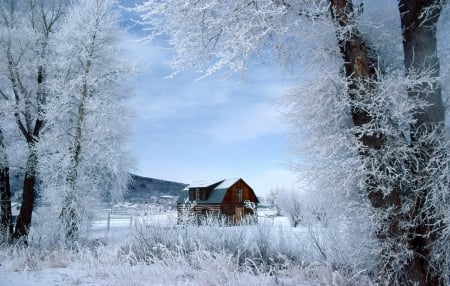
136 0 450 284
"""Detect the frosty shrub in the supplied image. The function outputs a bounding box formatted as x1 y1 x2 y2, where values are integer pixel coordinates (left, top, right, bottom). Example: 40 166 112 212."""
0 238 375 285
176 199 197 225
277 188 304 227
113 211 374 285
123 208 378 281
124 214 309 268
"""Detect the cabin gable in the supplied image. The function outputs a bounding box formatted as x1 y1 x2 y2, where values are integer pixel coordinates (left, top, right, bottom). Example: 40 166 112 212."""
221 179 258 217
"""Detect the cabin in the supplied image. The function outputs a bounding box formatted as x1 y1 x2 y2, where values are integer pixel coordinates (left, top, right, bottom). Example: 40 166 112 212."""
176 178 259 224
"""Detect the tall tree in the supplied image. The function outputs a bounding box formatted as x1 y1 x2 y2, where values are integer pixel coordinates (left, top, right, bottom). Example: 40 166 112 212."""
0 0 130 243
135 0 450 284
38 0 131 241
329 1 446 284
0 0 68 239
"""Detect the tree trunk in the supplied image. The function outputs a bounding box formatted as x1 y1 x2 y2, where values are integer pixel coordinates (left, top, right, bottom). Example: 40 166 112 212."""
3 1 60 242
60 129 82 241
10 69 45 241
330 0 445 285
329 0 402 215
0 130 13 237
12 148 37 240
59 59 90 242
9 39 46 241
399 1 443 125
398 1 444 285
59 191 78 241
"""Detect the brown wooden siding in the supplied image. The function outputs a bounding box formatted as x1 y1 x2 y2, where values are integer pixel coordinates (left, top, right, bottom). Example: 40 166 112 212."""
177 204 221 215
221 179 257 209
221 203 235 215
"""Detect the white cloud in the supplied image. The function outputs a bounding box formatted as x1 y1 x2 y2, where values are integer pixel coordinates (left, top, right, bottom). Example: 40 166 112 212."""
236 167 298 198
203 102 285 144
119 33 165 68
130 79 234 122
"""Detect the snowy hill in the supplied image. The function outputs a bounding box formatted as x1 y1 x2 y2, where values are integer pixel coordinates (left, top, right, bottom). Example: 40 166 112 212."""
9 172 187 208
125 174 187 206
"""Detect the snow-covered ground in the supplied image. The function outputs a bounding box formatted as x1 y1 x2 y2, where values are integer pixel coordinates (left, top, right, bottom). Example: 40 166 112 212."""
0 208 368 286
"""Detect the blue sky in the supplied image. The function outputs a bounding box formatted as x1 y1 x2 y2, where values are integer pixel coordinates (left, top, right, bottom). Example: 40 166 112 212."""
120 3 298 196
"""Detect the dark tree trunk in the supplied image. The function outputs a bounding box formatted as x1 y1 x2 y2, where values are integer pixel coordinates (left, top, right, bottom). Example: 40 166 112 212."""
329 0 383 147
2 1 56 242
12 149 37 240
329 0 402 216
398 1 444 285
0 168 12 235
9 57 45 241
0 130 13 237
399 0 444 132
10 131 42 241
330 0 445 285
11 68 45 241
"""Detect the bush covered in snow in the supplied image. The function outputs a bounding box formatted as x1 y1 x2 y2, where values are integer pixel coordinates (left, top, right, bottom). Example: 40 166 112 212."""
0 207 378 285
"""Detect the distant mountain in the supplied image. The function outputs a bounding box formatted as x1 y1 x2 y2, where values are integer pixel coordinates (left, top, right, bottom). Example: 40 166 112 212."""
11 172 187 208
125 174 187 206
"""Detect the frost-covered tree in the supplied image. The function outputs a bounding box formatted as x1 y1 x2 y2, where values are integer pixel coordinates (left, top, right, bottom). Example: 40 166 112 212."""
0 0 132 242
0 0 69 239
37 0 132 241
135 0 450 284
266 188 281 215
277 188 303 227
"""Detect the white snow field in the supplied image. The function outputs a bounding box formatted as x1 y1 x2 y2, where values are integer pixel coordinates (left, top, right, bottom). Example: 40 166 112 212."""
0 207 372 286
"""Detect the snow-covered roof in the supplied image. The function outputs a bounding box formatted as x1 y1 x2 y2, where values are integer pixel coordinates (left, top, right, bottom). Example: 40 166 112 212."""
215 178 239 189
186 178 241 189
177 178 245 204
186 179 224 189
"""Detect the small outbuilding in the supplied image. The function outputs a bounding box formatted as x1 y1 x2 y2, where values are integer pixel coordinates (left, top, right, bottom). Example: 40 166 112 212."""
176 178 259 224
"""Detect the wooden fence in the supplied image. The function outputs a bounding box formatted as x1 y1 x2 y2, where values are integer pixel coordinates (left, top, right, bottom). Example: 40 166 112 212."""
91 208 134 231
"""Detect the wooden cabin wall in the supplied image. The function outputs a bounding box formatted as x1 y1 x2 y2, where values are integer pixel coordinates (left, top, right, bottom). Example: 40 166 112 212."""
221 179 257 206
221 179 257 216
193 205 221 214
177 204 221 215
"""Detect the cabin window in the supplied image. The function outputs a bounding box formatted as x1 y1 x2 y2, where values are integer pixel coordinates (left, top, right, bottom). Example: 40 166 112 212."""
237 188 243 202
196 189 200 200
